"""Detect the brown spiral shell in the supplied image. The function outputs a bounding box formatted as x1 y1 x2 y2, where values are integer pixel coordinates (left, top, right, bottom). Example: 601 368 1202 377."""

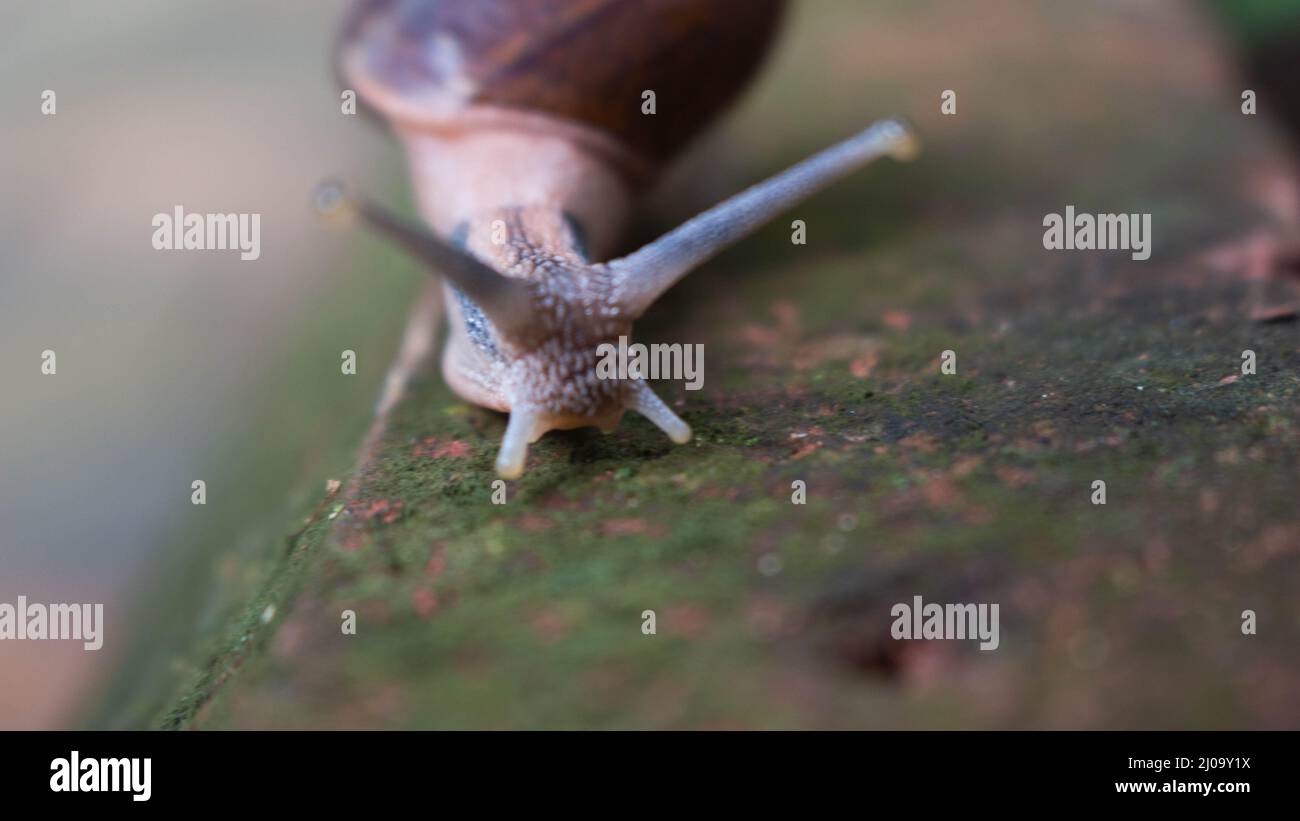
338 0 787 175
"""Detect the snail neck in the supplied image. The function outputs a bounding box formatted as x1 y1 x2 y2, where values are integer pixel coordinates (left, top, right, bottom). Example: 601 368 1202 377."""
400 126 635 263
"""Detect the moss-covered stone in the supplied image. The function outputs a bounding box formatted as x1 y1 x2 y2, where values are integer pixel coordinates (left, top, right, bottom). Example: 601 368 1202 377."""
108 0 1300 729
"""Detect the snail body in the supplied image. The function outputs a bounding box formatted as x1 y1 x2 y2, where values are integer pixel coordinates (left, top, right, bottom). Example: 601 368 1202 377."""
333 0 918 478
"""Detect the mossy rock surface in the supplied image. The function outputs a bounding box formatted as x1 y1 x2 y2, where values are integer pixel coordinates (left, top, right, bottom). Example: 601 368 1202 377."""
130 0 1300 729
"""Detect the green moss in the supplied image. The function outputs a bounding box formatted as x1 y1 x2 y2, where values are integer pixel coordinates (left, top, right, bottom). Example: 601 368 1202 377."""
109 0 1300 729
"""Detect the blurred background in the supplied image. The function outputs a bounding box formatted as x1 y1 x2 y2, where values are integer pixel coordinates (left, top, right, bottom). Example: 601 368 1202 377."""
2 0 1298 729
0 0 420 727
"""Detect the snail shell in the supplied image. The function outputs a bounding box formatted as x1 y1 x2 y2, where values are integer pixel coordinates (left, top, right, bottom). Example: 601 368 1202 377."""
332 0 918 479
337 0 787 181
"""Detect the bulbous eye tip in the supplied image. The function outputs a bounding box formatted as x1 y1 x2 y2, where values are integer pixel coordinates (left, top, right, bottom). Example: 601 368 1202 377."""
313 178 353 222
884 118 921 162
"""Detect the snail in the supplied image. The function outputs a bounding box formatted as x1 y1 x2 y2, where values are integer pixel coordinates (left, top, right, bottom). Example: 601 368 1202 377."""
322 0 918 479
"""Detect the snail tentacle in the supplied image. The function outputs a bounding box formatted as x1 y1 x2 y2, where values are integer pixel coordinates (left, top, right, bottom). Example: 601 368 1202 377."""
495 405 539 480
607 119 919 317
317 182 535 337
625 381 691 445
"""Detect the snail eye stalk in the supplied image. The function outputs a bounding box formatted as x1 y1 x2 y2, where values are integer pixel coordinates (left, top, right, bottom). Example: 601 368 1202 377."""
313 180 534 337
606 119 919 318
